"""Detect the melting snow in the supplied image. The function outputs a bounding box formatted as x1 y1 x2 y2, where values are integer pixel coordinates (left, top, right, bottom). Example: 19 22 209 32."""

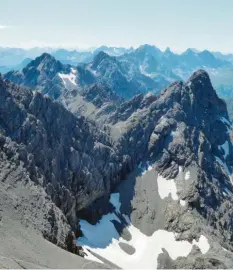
157 175 178 200
78 193 210 269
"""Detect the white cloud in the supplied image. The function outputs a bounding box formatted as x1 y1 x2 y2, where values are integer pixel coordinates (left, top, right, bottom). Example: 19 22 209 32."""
0 25 8 29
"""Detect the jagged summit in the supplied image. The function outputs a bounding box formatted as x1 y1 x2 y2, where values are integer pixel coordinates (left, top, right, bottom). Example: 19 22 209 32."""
185 69 226 108
164 47 173 54
186 69 213 90
25 52 64 73
37 52 55 61
91 51 114 69
183 48 196 55
136 44 162 55
188 69 210 80
154 69 228 126
4 53 71 98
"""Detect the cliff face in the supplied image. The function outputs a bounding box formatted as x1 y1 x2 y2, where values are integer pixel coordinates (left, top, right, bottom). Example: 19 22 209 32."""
113 70 233 239
0 76 133 238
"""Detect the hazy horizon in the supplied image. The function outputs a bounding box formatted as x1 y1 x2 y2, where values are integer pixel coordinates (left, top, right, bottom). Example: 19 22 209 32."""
0 44 231 56
1 0 233 53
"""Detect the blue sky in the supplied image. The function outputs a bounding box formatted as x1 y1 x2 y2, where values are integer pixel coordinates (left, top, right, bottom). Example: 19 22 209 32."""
1 0 233 52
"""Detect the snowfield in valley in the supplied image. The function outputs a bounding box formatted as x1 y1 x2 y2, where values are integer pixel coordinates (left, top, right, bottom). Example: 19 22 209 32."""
78 166 209 269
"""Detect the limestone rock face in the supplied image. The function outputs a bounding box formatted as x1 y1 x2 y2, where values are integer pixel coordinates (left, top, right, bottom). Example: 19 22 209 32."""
0 76 130 237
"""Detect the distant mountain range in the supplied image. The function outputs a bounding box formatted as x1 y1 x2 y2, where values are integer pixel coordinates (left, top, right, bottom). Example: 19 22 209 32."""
0 46 133 67
2 44 233 99
4 52 162 101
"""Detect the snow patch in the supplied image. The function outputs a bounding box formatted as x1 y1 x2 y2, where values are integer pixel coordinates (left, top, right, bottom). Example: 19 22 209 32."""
180 200 186 206
192 235 210 254
139 64 152 78
157 175 178 200
78 193 210 269
58 71 77 86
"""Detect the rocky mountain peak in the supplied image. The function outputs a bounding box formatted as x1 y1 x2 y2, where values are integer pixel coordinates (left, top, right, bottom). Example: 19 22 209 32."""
3 54 70 98
156 69 228 129
183 48 197 56
137 44 161 54
91 51 113 69
185 69 226 109
187 69 211 88
164 47 173 55
25 52 64 74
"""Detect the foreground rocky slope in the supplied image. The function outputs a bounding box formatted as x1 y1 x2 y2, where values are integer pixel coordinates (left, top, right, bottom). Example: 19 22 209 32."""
2 69 233 268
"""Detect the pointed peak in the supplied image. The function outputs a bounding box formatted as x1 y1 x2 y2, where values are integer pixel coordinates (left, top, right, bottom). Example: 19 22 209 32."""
136 44 162 54
185 69 219 102
200 49 211 54
94 50 110 60
183 48 196 55
36 53 57 63
188 69 211 84
92 51 113 68
25 53 63 70
138 44 159 50
164 47 172 53
198 50 214 58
